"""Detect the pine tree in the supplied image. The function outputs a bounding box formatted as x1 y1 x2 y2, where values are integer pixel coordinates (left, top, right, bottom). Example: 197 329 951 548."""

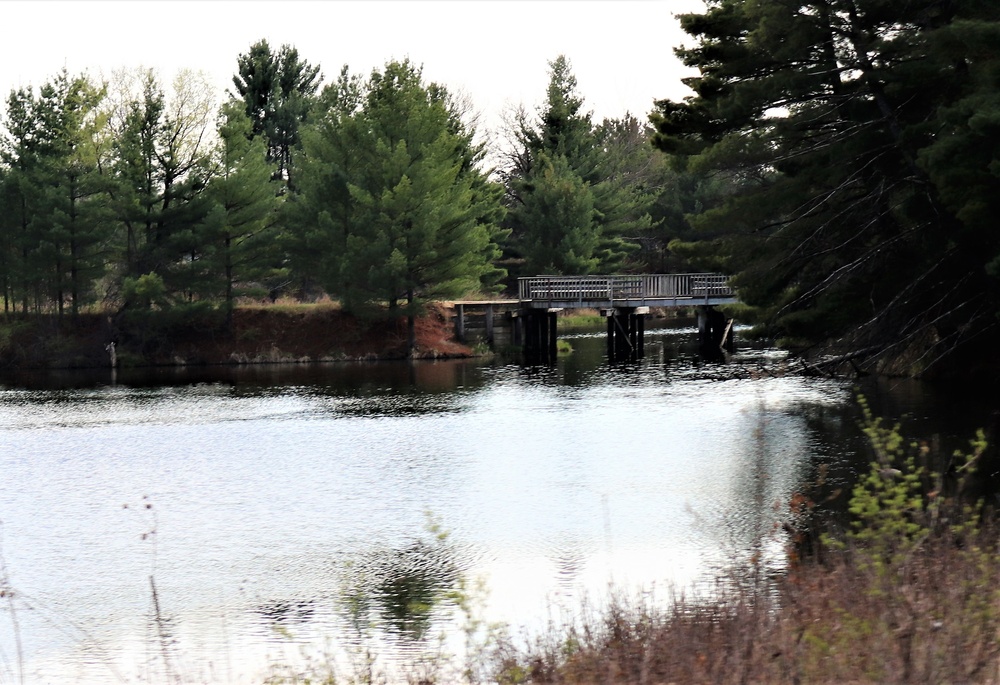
651 0 1000 372
0 72 110 316
297 59 507 351
232 39 321 191
0 85 49 313
505 56 652 276
200 102 282 321
45 71 112 317
283 66 365 296
103 69 216 306
518 152 599 274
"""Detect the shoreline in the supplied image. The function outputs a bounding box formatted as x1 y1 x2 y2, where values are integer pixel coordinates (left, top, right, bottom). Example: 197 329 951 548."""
0 304 476 371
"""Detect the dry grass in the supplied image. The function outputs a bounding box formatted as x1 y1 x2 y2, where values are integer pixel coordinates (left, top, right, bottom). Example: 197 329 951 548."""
485 404 1000 685
235 295 343 313
484 523 1000 685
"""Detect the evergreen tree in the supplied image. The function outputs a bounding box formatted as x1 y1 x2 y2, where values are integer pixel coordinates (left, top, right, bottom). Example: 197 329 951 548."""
0 85 48 313
0 72 109 316
102 69 216 306
297 59 507 351
0 166 10 312
104 70 165 282
652 0 1000 373
200 102 282 321
232 39 321 191
504 56 652 276
282 66 365 296
590 113 724 274
518 152 599 274
44 71 112 317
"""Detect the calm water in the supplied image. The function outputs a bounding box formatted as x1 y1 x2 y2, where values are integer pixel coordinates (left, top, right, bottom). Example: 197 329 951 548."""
0 325 990 683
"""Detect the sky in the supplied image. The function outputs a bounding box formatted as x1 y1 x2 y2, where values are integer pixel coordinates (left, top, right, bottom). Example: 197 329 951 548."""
1 0 706 138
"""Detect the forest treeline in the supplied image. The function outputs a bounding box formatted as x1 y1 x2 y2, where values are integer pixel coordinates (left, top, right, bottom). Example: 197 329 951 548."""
2 0 999 374
0 46 714 344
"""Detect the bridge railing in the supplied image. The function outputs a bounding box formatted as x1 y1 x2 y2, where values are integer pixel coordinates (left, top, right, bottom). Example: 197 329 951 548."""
518 273 733 303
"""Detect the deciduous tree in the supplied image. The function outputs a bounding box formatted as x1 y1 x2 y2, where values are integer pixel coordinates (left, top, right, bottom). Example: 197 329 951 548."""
102 69 216 305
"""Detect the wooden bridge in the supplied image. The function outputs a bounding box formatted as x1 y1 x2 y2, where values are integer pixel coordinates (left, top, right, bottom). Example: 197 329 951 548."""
454 273 737 362
518 273 736 308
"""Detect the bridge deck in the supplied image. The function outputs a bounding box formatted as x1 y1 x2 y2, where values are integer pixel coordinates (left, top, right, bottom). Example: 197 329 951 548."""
518 274 736 309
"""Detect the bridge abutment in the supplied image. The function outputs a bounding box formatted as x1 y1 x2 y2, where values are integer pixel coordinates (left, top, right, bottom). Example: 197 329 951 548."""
454 302 520 347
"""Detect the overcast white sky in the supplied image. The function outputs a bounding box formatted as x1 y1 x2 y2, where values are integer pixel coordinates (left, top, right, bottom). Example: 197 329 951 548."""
2 0 705 136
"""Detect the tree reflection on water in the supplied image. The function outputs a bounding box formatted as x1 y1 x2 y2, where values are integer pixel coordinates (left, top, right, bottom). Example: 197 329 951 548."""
340 515 461 643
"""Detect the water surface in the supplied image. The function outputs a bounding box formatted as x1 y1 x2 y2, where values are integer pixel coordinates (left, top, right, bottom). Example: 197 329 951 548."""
0 326 982 683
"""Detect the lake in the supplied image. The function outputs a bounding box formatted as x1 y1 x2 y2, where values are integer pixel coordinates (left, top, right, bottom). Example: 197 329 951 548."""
0 323 990 684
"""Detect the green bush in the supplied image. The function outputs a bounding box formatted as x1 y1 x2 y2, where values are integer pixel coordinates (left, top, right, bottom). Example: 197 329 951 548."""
840 395 988 567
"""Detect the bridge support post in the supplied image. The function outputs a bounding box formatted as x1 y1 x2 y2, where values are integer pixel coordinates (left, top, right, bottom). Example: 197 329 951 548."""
455 303 466 342
485 304 494 344
523 308 560 363
510 311 523 346
548 310 558 360
603 307 648 362
698 306 735 359
637 313 645 357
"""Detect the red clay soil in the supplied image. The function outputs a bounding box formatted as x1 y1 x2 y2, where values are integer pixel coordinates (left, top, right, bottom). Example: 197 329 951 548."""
0 303 473 369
